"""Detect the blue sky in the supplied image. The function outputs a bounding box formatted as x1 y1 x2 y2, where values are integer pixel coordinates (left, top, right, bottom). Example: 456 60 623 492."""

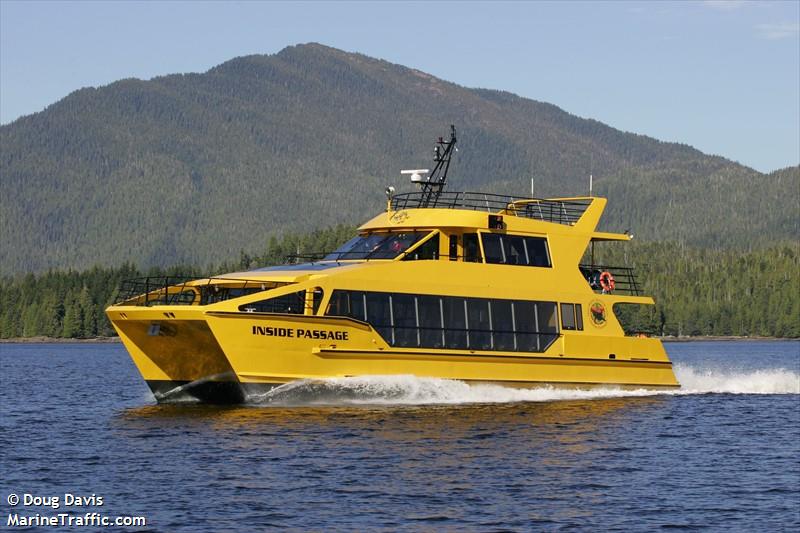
1 0 798 173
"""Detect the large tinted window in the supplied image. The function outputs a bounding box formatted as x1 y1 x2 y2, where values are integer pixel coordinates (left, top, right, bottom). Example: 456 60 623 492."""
514 301 540 352
561 303 576 330
418 295 444 348
504 236 528 265
370 233 427 260
560 303 583 331
403 234 439 261
442 297 468 349
467 298 492 350
480 233 551 267
537 302 558 333
527 238 551 267
392 293 418 347
366 292 393 343
327 290 558 353
492 299 515 351
463 233 481 263
325 232 429 260
536 302 559 348
327 290 366 321
482 234 504 264
240 291 307 314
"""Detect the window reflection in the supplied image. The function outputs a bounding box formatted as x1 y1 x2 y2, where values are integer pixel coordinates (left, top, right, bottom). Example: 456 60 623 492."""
327 289 559 353
324 232 430 260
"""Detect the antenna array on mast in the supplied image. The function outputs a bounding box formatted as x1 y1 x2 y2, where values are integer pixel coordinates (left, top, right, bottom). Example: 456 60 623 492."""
418 125 457 207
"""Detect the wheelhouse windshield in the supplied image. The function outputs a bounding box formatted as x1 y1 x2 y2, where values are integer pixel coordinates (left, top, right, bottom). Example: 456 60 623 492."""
324 232 429 260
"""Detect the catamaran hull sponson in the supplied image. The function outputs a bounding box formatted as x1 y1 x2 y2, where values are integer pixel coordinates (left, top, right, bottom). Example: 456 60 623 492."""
145 379 252 404
110 305 678 404
146 374 678 404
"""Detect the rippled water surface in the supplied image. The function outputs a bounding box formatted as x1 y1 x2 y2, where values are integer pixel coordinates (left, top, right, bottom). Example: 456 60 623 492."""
1 341 798 531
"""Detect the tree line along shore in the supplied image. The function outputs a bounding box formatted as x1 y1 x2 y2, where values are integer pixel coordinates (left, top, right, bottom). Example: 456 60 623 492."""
1 226 797 340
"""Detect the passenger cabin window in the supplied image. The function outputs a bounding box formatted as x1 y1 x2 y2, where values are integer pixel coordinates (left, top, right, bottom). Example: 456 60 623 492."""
324 232 429 260
311 288 324 315
482 233 504 264
327 290 367 321
403 234 439 261
240 290 308 314
560 303 583 331
463 233 481 263
366 292 393 343
327 289 559 353
449 235 458 261
480 233 551 267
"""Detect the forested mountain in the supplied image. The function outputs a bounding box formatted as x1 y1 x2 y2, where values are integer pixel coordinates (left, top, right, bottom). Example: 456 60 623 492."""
1 43 797 275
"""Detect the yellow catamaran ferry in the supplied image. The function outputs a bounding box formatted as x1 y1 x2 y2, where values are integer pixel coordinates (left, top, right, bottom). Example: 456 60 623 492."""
107 126 679 403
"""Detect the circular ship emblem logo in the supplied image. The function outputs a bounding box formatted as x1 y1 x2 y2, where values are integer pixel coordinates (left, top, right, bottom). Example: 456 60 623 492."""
589 301 607 327
390 210 410 224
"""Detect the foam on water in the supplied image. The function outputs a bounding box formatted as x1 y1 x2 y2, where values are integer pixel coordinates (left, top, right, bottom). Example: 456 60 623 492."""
249 364 800 406
673 364 800 395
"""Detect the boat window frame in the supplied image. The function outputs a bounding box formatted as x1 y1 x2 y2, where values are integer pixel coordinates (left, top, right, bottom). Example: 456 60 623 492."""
324 230 433 261
400 230 441 261
560 303 583 331
326 289 560 353
463 233 482 263
239 289 308 315
477 230 552 268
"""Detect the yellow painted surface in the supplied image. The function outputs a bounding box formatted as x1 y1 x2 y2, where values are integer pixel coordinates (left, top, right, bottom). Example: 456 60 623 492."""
107 195 679 389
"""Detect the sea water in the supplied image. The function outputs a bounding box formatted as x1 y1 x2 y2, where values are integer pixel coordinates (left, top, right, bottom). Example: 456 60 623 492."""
1 341 798 531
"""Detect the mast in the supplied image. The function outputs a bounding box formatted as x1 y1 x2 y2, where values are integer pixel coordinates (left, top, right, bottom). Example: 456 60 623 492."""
419 125 457 207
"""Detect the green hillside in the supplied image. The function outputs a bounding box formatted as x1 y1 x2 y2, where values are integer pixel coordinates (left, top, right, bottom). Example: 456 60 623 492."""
1 43 797 275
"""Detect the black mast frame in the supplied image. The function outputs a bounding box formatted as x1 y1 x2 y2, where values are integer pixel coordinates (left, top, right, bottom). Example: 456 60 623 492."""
419 125 457 207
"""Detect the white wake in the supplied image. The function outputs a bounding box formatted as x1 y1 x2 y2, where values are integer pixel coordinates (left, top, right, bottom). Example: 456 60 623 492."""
249 364 799 406
674 364 800 395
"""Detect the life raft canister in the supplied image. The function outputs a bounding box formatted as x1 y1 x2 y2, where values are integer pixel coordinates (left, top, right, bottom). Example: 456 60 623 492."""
599 271 615 292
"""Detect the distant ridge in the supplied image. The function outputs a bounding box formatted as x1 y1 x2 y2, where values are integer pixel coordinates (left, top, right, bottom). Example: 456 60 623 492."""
1 43 797 274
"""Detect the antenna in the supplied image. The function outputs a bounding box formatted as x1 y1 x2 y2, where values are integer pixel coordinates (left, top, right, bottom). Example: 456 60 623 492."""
589 153 594 197
417 125 457 207
530 177 534 198
400 169 430 184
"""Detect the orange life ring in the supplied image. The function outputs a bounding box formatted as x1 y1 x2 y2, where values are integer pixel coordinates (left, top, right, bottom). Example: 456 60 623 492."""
599 271 615 292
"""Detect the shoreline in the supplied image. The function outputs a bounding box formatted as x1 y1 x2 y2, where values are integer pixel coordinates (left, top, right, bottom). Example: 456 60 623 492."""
660 336 798 343
1 335 796 344
0 336 121 344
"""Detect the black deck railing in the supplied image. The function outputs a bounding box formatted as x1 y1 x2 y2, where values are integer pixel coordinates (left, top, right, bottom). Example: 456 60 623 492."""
390 192 592 226
114 276 283 306
579 264 642 296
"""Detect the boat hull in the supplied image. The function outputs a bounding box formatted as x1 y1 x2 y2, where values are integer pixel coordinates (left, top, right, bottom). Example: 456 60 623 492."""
145 379 250 404
110 309 679 404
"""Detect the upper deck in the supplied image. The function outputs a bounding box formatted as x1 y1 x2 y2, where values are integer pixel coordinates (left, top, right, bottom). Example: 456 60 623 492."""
363 192 630 244
389 192 592 226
